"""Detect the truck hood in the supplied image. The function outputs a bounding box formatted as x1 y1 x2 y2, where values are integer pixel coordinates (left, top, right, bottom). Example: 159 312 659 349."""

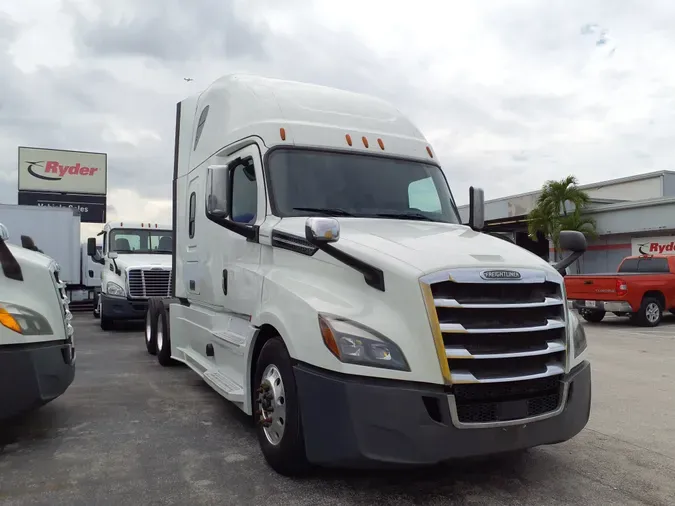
276 217 555 274
6 243 54 270
114 254 172 271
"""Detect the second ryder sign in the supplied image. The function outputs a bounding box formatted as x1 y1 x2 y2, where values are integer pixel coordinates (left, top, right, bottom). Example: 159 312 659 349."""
18 146 107 195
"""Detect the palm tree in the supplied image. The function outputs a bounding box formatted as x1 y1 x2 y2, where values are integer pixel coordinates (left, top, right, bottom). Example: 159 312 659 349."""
559 209 597 239
527 175 597 258
537 175 590 217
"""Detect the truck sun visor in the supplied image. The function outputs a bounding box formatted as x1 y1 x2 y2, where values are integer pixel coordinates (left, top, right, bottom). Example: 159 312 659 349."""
0 238 23 281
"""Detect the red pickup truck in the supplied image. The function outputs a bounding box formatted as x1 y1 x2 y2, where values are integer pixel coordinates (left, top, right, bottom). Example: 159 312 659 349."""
565 255 675 327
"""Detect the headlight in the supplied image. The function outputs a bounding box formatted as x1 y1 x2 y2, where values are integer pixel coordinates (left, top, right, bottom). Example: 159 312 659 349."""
0 302 53 336
106 281 125 296
569 309 588 358
318 314 410 371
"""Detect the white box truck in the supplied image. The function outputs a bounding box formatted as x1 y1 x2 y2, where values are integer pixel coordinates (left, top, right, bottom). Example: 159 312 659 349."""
0 222 75 420
0 204 101 309
86 222 173 330
144 74 591 475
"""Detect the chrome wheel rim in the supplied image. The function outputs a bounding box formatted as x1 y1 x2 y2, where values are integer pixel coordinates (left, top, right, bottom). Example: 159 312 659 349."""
157 316 164 351
646 302 660 323
145 312 152 343
257 364 286 446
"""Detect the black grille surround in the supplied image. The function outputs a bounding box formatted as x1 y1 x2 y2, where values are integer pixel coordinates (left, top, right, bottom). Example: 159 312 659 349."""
127 268 172 298
421 267 568 427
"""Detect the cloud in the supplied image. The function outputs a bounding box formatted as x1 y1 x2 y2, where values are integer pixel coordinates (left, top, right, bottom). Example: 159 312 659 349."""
67 0 268 62
2 0 675 231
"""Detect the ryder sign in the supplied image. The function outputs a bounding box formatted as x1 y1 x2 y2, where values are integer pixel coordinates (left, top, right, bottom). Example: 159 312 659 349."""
631 236 675 256
18 146 107 195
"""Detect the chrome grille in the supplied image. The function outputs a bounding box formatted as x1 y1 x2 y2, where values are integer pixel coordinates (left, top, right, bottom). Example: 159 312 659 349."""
422 267 567 426
127 268 171 298
50 262 74 342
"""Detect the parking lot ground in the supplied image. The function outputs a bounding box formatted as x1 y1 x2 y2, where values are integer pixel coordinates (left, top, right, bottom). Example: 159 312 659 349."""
1 313 675 506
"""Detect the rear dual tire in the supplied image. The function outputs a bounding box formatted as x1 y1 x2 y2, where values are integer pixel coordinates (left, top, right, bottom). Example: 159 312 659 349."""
145 299 160 355
145 298 175 365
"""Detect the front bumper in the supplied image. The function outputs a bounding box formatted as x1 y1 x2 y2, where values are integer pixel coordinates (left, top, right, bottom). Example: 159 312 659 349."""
294 361 591 468
101 293 148 321
0 341 76 421
572 300 633 312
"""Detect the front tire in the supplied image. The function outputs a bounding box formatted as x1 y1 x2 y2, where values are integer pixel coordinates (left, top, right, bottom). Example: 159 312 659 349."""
253 337 309 476
93 292 100 318
99 297 114 330
100 316 114 330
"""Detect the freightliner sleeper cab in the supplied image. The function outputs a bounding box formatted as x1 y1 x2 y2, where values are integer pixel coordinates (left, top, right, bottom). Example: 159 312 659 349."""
0 223 75 421
144 74 592 475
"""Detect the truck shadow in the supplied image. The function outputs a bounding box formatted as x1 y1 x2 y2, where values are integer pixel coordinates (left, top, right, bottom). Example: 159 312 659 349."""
0 404 64 451
581 312 675 328
299 449 550 500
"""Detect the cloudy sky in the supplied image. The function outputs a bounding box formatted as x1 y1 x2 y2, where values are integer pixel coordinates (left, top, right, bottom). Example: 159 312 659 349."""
1 0 674 234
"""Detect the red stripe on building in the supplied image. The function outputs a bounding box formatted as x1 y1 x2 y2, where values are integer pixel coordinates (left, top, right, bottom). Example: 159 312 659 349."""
549 243 631 252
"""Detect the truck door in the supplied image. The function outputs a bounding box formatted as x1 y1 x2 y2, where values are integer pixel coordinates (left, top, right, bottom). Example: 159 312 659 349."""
204 143 265 319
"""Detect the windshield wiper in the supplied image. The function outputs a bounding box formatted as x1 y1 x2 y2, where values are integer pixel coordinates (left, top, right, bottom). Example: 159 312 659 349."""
369 212 436 222
292 207 355 217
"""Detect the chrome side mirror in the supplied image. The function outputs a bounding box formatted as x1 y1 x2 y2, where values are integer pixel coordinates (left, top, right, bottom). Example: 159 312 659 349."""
109 252 119 259
305 217 340 244
0 223 8 242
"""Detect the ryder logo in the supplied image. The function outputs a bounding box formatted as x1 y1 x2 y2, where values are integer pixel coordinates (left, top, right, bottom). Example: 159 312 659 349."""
26 160 99 181
638 241 675 255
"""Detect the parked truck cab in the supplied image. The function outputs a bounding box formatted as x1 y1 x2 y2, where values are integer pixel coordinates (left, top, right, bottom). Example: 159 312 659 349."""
145 74 592 475
87 222 172 330
0 223 75 420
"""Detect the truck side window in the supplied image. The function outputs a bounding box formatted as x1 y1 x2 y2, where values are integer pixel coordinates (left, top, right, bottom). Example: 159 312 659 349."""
206 167 229 219
231 160 257 224
188 192 196 238
408 176 442 213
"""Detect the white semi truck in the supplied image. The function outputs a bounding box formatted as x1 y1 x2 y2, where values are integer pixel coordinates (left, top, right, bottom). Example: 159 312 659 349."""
0 222 75 420
144 74 591 475
86 221 173 330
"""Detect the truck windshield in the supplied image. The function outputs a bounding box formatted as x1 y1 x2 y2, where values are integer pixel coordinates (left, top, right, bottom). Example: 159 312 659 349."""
109 229 173 254
266 149 461 223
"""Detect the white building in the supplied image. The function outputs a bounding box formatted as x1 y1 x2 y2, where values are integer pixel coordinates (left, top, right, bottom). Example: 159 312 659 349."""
457 170 675 273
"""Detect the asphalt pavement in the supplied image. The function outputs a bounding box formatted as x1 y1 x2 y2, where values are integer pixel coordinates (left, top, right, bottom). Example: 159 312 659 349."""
1 313 674 505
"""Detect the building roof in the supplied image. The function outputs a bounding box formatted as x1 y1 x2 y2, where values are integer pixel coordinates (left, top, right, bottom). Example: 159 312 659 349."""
586 195 675 214
458 170 675 209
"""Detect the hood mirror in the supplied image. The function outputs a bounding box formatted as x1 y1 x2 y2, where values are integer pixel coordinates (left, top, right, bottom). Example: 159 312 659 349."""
109 252 119 260
305 217 340 244
553 230 587 276
0 223 8 242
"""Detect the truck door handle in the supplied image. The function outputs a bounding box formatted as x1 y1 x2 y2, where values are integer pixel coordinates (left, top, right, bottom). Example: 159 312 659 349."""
189 280 196 290
222 269 228 295
88 270 94 277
